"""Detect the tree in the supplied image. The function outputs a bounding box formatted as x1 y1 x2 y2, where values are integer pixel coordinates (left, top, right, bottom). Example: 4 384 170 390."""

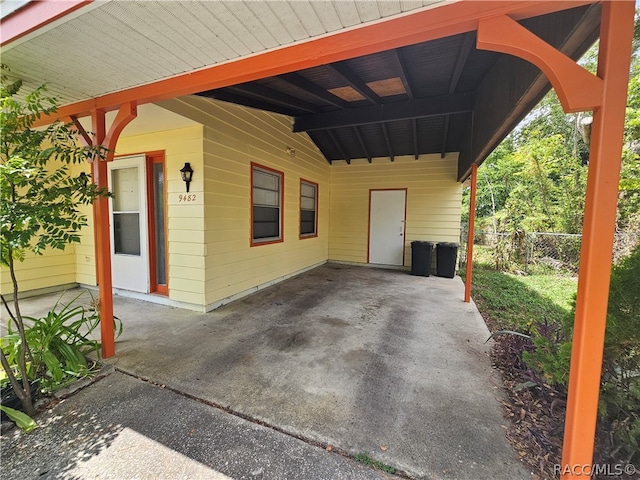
0 69 107 415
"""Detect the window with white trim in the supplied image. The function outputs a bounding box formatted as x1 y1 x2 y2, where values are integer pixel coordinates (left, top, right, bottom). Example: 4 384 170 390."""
252 165 283 244
300 180 317 238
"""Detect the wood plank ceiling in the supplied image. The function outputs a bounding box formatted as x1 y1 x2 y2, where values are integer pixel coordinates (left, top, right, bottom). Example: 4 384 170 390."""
195 4 601 177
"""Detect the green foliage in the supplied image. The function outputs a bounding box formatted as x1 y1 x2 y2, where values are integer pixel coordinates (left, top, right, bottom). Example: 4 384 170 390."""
353 452 396 474
598 246 640 464
0 292 116 394
0 405 37 433
522 320 572 388
0 68 109 417
0 80 107 266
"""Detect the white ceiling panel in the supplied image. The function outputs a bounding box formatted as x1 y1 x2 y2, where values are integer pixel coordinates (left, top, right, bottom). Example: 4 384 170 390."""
356 1 383 23
334 1 363 28
1 0 446 107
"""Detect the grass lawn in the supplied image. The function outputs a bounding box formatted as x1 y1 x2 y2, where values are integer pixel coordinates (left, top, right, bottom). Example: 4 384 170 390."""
466 263 578 332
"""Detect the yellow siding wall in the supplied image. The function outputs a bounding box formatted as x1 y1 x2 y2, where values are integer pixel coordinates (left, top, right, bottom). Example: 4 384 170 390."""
158 97 330 308
74 161 95 287
329 154 462 265
0 247 77 295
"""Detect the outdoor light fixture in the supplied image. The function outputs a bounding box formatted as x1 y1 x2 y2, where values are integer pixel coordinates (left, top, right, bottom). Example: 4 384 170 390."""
180 162 194 193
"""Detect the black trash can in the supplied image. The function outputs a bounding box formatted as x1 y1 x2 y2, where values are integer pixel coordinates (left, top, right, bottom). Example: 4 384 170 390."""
436 242 459 278
411 241 434 277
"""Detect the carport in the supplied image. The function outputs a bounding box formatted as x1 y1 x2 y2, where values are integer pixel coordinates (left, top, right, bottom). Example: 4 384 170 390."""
1 1 634 476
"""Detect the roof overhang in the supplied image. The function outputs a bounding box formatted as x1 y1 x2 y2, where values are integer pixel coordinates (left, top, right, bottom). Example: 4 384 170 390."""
0 0 601 179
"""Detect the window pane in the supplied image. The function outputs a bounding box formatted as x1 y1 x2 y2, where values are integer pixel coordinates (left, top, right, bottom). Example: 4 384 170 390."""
113 213 140 255
301 196 315 211
112 167 139 212
253 170 279 190
301 210 315 235
253 206 279 239
253 187 279 207
301 183 316 198
153 163 166 285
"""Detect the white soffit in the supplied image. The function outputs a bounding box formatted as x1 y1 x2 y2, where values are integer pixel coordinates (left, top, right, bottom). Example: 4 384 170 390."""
0 0 447 107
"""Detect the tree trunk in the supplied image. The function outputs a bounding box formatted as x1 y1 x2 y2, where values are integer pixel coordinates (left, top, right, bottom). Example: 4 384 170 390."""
5 249 35 417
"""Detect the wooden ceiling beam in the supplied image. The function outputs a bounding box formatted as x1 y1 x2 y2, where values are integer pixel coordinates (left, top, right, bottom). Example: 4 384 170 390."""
353 126 372 163
381 124 395 161
413 119 419 160
278 73 350 109
441 32 475 158
449 33 476 94
293 92 474 132
441 116 451 159
327 130 351 164
229 84 321 113
198 90 298 117
329 62 380 104
392 50 415 99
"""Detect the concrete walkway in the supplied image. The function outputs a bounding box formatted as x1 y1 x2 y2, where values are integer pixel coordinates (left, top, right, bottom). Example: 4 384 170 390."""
1 371 397 480
1 264 531 479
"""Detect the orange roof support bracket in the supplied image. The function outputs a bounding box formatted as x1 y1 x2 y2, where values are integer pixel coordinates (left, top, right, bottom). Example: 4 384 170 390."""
464 163 478 303
68 115 92 148
561 1 635 478
104 101 137 160
477 14 603 113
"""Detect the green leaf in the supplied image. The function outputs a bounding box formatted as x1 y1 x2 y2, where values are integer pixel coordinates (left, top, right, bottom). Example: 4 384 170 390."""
485 330 532 343
514 380 538 392
0 405 37 433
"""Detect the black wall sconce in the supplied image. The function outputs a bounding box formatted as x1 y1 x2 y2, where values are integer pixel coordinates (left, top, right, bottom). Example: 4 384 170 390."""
180 162 194 193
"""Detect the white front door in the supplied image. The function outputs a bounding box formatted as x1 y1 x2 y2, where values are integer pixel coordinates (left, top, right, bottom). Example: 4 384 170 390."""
108 155 149 293
369 189 407 266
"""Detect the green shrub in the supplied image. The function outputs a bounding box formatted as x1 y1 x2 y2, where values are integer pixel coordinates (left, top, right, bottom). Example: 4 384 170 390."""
522 245 640 463
599 245 640 464
1 291 119 394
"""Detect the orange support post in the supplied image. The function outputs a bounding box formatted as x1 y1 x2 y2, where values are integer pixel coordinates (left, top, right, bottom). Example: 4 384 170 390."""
83 103 136 358
464 163 478 303
90 110 115 359
561 2 634 477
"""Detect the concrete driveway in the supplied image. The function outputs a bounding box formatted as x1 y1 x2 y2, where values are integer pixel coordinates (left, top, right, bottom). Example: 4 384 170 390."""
100 263 528 479
5 263 530 479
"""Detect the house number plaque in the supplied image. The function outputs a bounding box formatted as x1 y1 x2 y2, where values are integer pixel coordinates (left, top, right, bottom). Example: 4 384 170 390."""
177 193 198 203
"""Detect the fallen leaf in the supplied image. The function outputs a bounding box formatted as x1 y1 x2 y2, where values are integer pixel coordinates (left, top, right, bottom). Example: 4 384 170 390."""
380 445 388 451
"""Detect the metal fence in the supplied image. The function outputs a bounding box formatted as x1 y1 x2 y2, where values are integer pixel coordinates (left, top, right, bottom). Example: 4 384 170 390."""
459 230 640 275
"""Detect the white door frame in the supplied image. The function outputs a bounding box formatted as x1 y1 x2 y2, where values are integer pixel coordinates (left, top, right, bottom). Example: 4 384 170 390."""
368 188 407 266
